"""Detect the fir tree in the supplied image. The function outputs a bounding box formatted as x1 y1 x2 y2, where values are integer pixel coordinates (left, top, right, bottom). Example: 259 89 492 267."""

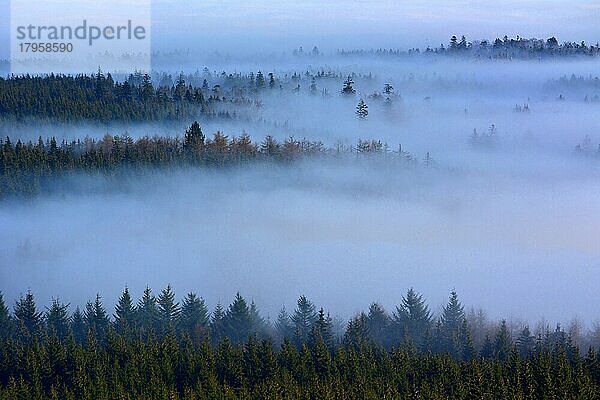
83 294 109 339
344 312 371 349
260 135 281 157
480 334 494 359
0 291 13 339
395 288 431 351
310 308 335 351
211 302 226 344
494 320 513 361
45 298 71 340
438 290 465 356
157 284 180 334
459 319 476 360
249 301 268 338
14 291 43 336
174 74 186 100
224 293 252 345
367 302 391 348
114 287 136 336
70 306 86 344
256 71 266 88
183 121 205 155
516 325 535 359
179 292 209 340
341 75 356 95
275 307 294 341
356 99 369 119
292 295 318 347
383 83 394 95
310 78 317 94
268 72 275 88
137 287 159 336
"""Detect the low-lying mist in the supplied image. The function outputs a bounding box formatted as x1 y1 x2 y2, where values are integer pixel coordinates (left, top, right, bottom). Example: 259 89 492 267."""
2 55 600 329
2 152 599 325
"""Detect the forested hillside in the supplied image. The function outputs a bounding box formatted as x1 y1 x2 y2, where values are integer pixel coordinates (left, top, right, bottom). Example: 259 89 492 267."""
0 72 234 122
0 122 421 198
1 287 598 399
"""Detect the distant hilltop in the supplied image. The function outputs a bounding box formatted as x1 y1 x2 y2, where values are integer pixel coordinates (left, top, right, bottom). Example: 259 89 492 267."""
334 36 600 60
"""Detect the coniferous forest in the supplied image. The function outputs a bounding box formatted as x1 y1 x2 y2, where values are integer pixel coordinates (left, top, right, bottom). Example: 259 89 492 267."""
1 287 600 399
2 21 600 399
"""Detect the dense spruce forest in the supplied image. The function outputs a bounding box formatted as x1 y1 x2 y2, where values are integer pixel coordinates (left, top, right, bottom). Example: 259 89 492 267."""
1 287 599 399
3 36 600 123
0 72 240 122
0 122 422 198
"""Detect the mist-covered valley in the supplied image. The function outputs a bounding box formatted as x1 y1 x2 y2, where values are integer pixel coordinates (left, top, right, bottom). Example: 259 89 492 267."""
2 48 600 331
3 0 600 389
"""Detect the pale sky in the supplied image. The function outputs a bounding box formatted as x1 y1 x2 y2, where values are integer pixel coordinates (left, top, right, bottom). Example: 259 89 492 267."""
1 0 599 58
150 0 600 51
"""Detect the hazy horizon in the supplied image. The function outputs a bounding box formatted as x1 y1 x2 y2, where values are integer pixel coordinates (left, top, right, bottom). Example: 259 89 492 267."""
2 0 600 60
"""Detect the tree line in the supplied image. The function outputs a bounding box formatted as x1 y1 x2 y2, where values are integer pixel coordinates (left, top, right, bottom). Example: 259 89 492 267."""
338 35 600 60
0 122 425 198
0 70 242 122
1 287 599 398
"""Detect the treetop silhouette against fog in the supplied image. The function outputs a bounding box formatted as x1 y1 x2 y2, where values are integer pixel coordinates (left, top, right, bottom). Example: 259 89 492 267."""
337 35 600 59
1 286 600 398
0 120 437 197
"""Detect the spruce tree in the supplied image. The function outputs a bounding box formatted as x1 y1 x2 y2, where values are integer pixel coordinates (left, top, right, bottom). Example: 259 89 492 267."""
383 83 394 95
516 325 535 359
459 319 476 360
141 74 154 101
256 71 266 88
309 78 317 94
14 291 42 336
83 294 109 339
45 298 71 340
310 308 334 351
268 72 275 88
114 287 136 336
439 290 465 356
174 74 186 100
395 288 431 351
494 320 513 361
71 306 86 344
292 295 318 347
183 121 205 155
179 292 209 340
341 75 355 95
275 307 294 341
356 99 369 119
137 287 159 336
157 284 180 335
367 303 391 348
224 293 252 345
260 135 280 157
249 301 267 337
344 312 370 349
211 303 226 344
480 334 494 359
0 291 13 339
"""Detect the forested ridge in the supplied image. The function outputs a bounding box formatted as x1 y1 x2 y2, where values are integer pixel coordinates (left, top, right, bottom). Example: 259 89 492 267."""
0 122 423 198
337 35 600 59
0 71 239 122
1 287 599 399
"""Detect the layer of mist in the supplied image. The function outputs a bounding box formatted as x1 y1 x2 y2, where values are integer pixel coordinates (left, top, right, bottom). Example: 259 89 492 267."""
2 55 600 327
